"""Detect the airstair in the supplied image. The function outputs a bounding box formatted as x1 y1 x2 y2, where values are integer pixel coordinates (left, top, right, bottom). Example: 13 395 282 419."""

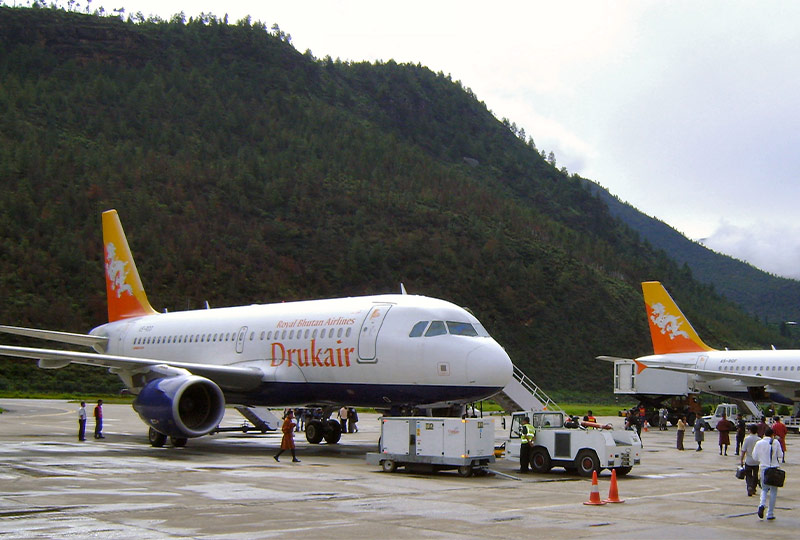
233 406 281 431
735 399 763 419
491 364 565 415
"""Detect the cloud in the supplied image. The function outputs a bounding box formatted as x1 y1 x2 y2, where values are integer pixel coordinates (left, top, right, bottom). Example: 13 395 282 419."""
701 221 800 280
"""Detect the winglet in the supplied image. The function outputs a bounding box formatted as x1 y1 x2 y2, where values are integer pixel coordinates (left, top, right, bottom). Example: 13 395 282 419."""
641 281 713 354
102 210 157 322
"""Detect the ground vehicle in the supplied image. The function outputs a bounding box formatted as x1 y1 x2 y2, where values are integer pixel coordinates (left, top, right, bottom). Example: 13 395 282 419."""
505 411 641 477
702 403 758 430
366 417 495 477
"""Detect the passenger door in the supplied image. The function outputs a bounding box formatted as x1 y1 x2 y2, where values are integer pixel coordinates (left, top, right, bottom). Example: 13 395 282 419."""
358 304 392 362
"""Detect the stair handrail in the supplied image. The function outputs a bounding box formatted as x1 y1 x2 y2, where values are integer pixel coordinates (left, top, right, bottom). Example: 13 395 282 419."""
512 365 566 416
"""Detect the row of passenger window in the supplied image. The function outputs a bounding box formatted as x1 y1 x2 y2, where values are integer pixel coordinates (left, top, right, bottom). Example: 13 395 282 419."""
132 326 354 346
719 364 797 372
409 320 481 338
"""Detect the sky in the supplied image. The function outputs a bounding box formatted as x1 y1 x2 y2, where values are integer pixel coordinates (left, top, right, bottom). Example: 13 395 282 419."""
28 0 800 279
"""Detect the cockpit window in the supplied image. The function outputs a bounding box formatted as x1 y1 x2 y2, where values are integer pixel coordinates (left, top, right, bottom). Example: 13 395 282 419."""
425 320 447 337
409 321 428 338
446 321 478 336
473 323 490 337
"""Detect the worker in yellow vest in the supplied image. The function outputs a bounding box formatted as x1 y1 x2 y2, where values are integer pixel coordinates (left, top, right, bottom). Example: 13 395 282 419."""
519 416 536 473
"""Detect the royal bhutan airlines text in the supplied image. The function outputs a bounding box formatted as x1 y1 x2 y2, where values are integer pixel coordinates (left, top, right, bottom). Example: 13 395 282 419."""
271 339 355 368
275 317 357 329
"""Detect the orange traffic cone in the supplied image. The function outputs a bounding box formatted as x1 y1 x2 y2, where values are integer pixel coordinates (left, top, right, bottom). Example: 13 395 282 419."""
604 469 625 503
583 470 607 505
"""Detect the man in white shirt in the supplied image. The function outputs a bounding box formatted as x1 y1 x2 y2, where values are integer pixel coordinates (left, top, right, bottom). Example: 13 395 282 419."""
77 401 87 441
753 426 784 520
338 406 348 434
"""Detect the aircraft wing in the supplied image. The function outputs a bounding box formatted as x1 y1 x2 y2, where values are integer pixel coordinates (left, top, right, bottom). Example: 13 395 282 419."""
633 362 799 388
0 345 265 392
0 325 108 349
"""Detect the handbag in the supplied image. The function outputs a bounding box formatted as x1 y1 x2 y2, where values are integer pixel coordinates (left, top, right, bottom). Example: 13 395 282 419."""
764 467 785 487
763 440 786 487
735 466 746 480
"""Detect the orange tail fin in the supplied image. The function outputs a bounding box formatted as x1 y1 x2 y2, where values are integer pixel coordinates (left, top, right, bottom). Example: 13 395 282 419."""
641 281 713 354
102 210 157 322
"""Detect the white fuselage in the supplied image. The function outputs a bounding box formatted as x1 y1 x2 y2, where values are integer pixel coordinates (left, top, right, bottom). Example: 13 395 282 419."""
639 350 800 404
90 294 513 408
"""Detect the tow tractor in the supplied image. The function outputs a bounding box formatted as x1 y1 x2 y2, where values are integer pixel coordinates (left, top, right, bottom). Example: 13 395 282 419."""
504 410 642 477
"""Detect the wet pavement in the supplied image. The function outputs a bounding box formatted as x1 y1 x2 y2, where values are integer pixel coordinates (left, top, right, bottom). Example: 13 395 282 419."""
0 399 798 539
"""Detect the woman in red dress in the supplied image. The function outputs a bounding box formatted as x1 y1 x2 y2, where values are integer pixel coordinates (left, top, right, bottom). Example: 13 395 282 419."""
274 410 301 463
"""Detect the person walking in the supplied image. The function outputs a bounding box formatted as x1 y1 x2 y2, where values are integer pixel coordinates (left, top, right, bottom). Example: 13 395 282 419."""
676 415 686 450
93 399 104 439
274 410 300 463
716 414 734 455
754 426 784 520
740 424 761 497
735 414 746 455
518 416 535 473
77 401 87 441
693 414 705 451
757 416 767 437
347 408 359 433
771 416 787 463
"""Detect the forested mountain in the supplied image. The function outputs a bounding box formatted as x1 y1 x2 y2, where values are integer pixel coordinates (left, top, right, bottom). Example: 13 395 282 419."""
1 6 796 398
586 182 800 326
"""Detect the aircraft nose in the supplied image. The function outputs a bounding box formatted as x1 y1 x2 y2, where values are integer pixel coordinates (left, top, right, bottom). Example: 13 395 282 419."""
467 342 513 388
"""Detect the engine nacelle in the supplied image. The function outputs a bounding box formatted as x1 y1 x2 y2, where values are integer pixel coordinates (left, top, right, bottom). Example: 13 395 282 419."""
132 375 226 438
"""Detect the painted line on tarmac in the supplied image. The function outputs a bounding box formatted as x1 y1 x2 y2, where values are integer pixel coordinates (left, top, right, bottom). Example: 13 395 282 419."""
499 486 719 513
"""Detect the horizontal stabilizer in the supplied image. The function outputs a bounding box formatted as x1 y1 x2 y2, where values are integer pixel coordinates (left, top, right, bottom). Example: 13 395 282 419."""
595 355 633 363
0 325 108 350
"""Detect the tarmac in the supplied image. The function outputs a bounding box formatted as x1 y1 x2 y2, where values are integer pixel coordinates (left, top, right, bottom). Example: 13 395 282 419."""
0 399 798 539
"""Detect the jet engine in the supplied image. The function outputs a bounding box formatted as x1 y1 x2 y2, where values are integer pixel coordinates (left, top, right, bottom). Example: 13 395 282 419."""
132 375 226 438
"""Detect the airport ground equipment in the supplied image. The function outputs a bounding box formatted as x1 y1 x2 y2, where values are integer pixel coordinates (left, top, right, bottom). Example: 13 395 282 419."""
366 417 495 477
504 411 642 477
702 403 758 430
491 365 565 414
612 358 704 425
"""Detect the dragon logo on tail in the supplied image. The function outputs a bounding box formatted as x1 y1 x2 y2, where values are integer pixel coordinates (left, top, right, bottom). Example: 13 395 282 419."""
649 302 689 341
105 242 133 299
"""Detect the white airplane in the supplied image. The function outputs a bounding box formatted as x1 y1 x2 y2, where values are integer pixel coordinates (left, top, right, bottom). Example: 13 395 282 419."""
0 210 513 447
598 281 800 406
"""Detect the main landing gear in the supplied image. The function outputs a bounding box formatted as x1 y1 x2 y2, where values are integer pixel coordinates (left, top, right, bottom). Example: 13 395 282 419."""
305 419 342 444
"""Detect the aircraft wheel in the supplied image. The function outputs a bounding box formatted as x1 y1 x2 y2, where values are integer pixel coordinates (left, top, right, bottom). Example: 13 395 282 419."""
530 447 552 473
171 437 187 447
305 420 325 444
148 427 167 448
575 449 600 477
382 459 397 473
323 419 342 444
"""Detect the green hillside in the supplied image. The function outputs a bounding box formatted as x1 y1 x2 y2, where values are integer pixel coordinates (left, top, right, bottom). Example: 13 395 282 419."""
0 6 794 399
586 182 800 325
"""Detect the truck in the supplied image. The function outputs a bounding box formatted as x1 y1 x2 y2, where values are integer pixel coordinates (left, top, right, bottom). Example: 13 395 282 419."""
504 411 642 477
366 417 495 477
612 358 704 426
702 403 758 430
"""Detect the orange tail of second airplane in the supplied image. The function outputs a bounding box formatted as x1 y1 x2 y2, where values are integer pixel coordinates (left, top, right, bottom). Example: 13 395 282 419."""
641 281 714 354
102 210 157 322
